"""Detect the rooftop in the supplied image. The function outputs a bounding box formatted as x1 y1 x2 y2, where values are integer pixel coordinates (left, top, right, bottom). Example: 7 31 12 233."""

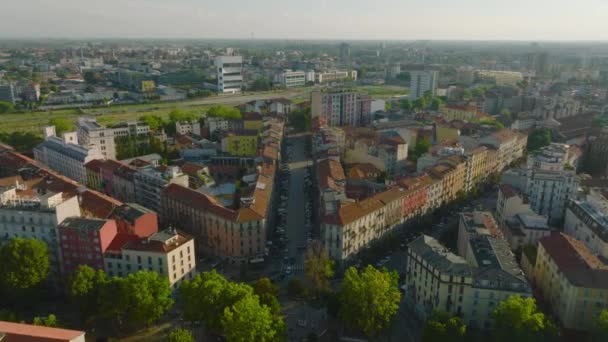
124 229 193 254
0 320 84 342
408 235 472 276
58 217 109 231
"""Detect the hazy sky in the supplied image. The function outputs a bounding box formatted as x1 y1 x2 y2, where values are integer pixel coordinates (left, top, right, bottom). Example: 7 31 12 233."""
2 0 608 40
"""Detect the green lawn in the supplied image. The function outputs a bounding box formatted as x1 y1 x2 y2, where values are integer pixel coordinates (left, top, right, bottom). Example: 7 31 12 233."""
353 85 410 98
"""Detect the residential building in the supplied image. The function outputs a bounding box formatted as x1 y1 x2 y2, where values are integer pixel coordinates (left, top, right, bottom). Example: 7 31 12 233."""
243 112 264 131
111 202 158 238
503 212 552 251
406 234 530 328
58 217 117 275
277 69 306 88
104 229 195 289
343 133 407 175
586 129 608 177
479 130 527 171
176 120 201 136
475 70 523 87
442 105 478 122
133 165 189 212
534 233 608 331
76 117 116 160
564 193 608 259
0 184 80 278
397 175 432 220
495 184 533 228
311 89 371 127
347 163 382 182
243 98 292 115
525 169 579 224
216 55 243 94
526 143 570 171
84 159 127 195
206 117 241 136
111 121 151 139
220 129 259 157
314 70 357 84
320 188 405 262
0 83 17 104
409 70 438 100
0 321 85 342
457 211 502 257
34 128 104 184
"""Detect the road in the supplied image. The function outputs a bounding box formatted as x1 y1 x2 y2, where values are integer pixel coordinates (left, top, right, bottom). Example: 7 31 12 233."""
284 135 312 273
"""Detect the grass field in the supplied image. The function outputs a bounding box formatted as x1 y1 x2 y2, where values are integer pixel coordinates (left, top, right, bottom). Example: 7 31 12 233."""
354 85 410 98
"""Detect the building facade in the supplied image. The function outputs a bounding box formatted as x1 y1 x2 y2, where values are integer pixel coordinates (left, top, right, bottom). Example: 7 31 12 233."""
77 117 116 160
409 70 438 100
311 89 371 127
216 55 243 94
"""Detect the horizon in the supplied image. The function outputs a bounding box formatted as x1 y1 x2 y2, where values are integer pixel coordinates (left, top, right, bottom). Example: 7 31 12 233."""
2 0 608 41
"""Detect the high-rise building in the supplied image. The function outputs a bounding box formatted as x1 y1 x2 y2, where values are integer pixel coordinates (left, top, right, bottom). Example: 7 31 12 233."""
0 82 17 104
311 89 371 127
77 117 116 160
339 42 351 65
409 70 438 100
215 55 243 94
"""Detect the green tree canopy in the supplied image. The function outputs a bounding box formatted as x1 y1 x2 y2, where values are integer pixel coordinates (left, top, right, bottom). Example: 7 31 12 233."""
430 97 443 111
0 132 43 153
527 128 552 152
0 101 15 114
33 314 58 327
167 328 194 342
139 114 165 130
0 238 49 291
69 265 109 322
400 98 412 111
591 310 608 342
304 241 335 294
338 266 401 337
413 97 427 111
287 278 307 299
422 311 466 342
253 277 281 315
222 293 284 342
492 295 557 342
168 109 200 123
415 138 431 157
49 117 75 135
251 77 272 91
206 105 242 120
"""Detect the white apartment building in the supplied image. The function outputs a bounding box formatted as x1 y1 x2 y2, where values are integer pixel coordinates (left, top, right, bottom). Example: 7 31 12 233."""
314 70 357 84
496 184 533 228
526 143 570 171
34 128 104 184
111 121 151 139
77 117 116 160
475 70 523 87
503 212 552 251
175 120 201 136
104 229 196 289
406 235 531 329
277 69 306 88
409 70 438 100
525 169 579 224
0 185 81 278
479 130 527 172
133 165 189 212
216 55 243 94
564 192 608 259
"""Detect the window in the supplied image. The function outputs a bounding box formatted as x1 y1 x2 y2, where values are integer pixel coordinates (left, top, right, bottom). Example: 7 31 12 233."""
137 256 142 264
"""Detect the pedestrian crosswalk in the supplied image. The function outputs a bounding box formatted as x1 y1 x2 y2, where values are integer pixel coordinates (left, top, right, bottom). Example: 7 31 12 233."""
281 262 304 274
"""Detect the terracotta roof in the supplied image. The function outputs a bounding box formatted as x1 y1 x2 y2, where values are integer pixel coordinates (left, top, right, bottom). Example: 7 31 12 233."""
490 129 517 143
180 162 204 177
317 159 345 192
105 233 141 252
348 163 381 180
0 320 84 342
163 183 236 221
373 187 406 204
539 233 608 289
84 159 126 173
499 184 520 199
124 230 193 254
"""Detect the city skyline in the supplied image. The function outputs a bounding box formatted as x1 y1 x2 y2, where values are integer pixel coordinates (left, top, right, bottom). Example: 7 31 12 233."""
2 0 608 41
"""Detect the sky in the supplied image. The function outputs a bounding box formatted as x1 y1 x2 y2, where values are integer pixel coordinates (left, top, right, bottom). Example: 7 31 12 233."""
1 0 608 41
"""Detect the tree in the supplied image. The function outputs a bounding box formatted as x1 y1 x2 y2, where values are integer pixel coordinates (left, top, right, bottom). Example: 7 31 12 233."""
139 115 164 130
400 99 412 111
168 109 200 123
287 278 307 299
527 129 552 152
167 328 194 342
83 70 104 84
49 117 75 135
430 97 443 111
251 77 272 91
413 97 427 111
222 294 284 342
385 101 392 112
206 105 242 120
422 311 466 342
493 295 557 342
590 310 608 342
338 266 401 336
180 271 252 333
471 86 487 98
33 314 58 327
84 85 95 93
0 238 49 291
415 138 431 157
0 101 15 114
69 265 109 322
0 132 43 153
304 241 335 294
462 89 473 101
0 309 17 322
396 72 410 82
253 277 281 315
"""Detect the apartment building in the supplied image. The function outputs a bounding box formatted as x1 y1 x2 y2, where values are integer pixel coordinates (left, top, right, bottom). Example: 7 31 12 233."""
479 130 527 171
58 217 117 275
320 187 405 262
277 69 306 88
442 105 478 122
314 70 357 84
495 184 532 228
407 234 530 329
464 146 490 192
311 89 371 127
475 70 523 87
457 211 502 256
0 321 85 342
525 169 579 224
76 117 116 160
111 121 151 139
397 175 432 220
133 165 188 212
428 160 465 207
503 212 552 251
409 70 438 100
534 233 608 331
216 55 243 94
344 135 407 175
34 129 104 185
564 193 608 259
104 229 196 289
526 143 570 171
220 129 259 157
176 120 201 136
0 184 80 278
